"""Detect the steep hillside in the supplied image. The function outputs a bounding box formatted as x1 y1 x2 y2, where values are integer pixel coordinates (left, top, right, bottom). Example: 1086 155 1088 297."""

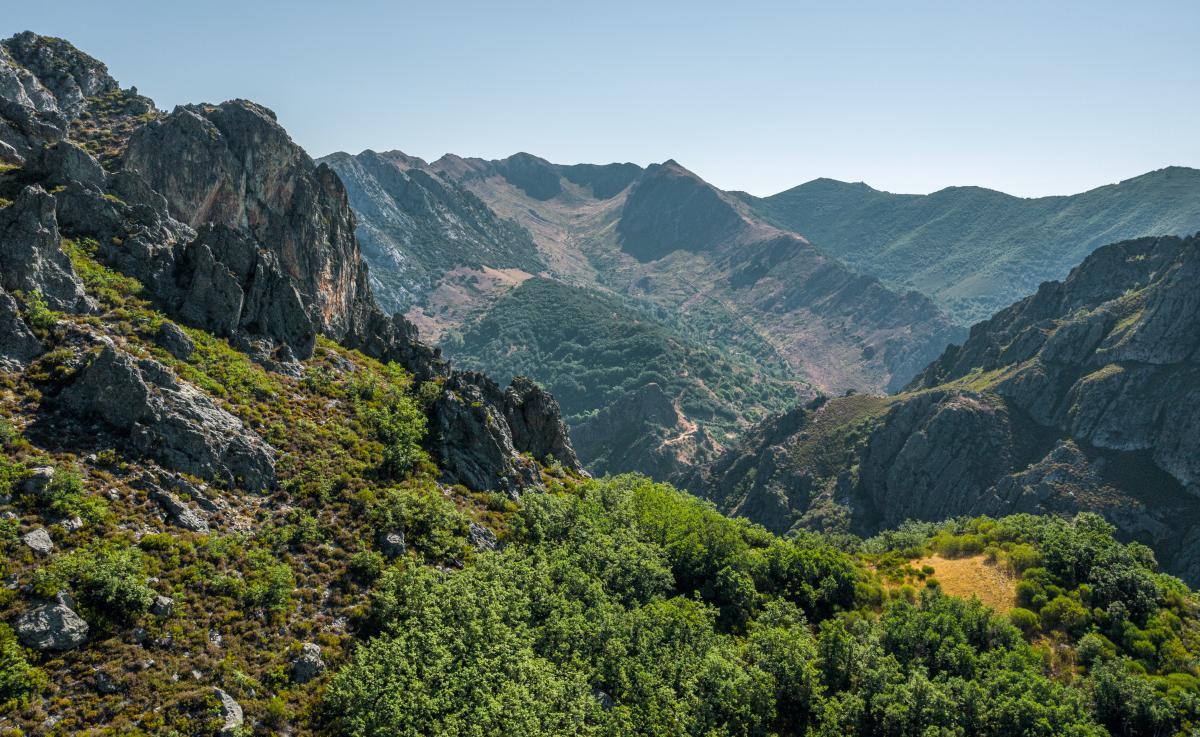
747 168 1200 323
431 154 964 394
317 150 543 316
446 277 805 477
688 233 1200 582
0 33 585 733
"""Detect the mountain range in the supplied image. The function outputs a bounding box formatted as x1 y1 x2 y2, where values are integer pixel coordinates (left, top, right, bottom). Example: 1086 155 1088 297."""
3 30 1200 737
742 168 1200 324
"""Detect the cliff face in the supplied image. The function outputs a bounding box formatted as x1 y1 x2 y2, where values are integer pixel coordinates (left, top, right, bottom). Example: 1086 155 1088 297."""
0 32 580 495
690 234 1200 581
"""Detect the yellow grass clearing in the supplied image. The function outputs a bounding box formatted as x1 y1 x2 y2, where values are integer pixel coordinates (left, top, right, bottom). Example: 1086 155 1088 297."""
917 554 1017 613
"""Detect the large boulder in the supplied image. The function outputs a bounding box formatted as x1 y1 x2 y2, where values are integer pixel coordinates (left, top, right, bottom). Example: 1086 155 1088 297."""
0 186 90 312
15 593 89 650
60 343 276 491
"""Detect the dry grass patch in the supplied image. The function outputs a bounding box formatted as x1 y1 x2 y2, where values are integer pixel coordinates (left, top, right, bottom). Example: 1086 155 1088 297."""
918 554 1017 613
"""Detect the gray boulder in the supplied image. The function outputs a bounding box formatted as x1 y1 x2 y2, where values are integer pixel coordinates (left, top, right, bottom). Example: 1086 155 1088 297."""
21 526 53 555
213 688 243 736
377 530 406 558
151 487 209 533
60 343 276 490
151 594 174 617
153 321 194 360
15 593 89 650
290 642 326 683
19 465 55 498
468 522 497 552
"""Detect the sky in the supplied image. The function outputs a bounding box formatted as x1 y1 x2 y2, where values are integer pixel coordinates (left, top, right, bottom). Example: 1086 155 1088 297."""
6 0 1199 197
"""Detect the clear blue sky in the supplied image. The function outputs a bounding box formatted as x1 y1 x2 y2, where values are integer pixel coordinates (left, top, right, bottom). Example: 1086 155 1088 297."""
7 1 1198 197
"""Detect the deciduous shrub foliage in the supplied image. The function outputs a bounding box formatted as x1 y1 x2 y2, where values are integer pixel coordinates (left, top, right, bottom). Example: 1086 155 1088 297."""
325 478 1200 737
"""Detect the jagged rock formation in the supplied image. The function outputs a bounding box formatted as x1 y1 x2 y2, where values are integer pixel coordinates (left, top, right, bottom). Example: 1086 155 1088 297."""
0 184 90 311
690 234 1200 581
432 371 580 495
0 32 116 162
0 32 580 497
746 169 1200 324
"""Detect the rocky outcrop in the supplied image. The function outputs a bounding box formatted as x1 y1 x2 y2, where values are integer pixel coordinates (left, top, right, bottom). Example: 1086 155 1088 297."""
213 688 243 736
0 185 90 312
15 593 89 650
290 643 326 683
431 372 541 495
60 343 276 491
694 234 1200 580
431 372 582 495
0 32 117 159
124 101 367 346
503 377 580 469
0 287 42 368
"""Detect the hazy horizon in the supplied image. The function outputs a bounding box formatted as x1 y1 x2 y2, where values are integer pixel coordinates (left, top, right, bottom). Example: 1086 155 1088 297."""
6 0 1198 198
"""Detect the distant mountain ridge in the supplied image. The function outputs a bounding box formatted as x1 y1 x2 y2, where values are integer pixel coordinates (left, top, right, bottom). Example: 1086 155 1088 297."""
687 232 1200 583
744 167 1200 324
421 151 963 394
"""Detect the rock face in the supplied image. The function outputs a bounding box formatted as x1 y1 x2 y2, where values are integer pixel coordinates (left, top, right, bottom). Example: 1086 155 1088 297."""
0 185 90 311
124 101 367 351
0 287 42 368
432 372 540 495
60 344 276 490
15 593 89 650
692 234 1200 581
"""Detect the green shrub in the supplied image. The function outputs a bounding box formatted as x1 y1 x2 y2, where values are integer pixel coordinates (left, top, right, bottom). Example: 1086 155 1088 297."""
1008 607 1040 635
58 546 155 622
21 290 59 332
0 623 45 708
361 485 469 562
